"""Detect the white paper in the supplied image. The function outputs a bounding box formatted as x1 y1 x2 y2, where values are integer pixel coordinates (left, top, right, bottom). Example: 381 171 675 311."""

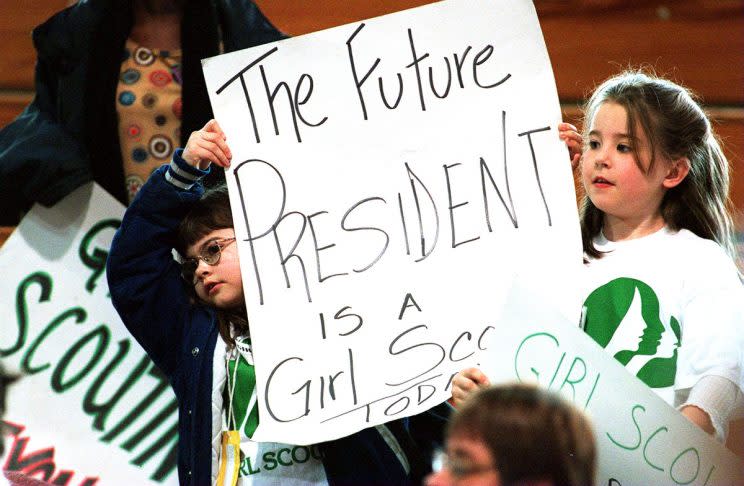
202 0 583 444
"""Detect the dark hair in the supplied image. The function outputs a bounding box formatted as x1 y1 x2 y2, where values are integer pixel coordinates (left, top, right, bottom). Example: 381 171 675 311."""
448 384 596 486
580 70 736 261
176 184 248 347
136 0 187 15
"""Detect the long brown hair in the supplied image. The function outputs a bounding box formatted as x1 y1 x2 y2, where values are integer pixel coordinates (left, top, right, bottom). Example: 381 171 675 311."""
580 70 736 261
176 184 248 347
449 384 596 486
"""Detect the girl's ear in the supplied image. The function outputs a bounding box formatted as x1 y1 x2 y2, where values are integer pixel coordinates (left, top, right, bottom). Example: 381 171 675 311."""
662 157 690 189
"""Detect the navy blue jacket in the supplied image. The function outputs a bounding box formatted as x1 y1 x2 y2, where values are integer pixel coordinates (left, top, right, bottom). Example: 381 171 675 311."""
0 0 285 224
107 162 448 486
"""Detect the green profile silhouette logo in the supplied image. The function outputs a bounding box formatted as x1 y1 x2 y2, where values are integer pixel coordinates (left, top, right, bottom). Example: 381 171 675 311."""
583 277 681 388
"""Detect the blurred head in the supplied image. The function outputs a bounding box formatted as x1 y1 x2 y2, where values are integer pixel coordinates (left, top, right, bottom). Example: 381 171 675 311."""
580 70 735 260
426 384 596 486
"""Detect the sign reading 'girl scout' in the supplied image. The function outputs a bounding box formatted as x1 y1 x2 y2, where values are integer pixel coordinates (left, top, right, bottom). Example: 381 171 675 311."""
480 281 743 486
202 0 583 444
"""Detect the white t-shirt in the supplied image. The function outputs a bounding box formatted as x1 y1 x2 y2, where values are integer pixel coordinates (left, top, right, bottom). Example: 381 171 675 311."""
582 226 744 408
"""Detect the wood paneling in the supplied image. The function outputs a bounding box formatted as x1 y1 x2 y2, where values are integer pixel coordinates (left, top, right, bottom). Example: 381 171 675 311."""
0 2 70 89
540 4 744 105
1 1 742 103
255 0 744 105
254 0 431 38
715 114 744 227
0 227 13 247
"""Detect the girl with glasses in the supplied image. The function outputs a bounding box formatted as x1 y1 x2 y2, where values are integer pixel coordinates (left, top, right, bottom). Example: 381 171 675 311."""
107 119 447 486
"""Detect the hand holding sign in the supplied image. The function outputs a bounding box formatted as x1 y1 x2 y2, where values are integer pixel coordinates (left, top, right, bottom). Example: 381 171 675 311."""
182 119 233 170
450 367 490 408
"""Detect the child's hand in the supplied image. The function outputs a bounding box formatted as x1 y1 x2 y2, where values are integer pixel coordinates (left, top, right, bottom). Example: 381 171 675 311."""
450 367 490 408
558 122 582 170
182 119 232 170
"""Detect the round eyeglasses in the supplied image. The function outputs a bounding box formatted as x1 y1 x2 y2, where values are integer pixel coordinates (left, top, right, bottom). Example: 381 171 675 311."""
180 237 236 284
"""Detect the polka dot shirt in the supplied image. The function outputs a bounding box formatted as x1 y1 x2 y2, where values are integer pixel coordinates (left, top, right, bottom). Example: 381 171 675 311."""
117 39 183 203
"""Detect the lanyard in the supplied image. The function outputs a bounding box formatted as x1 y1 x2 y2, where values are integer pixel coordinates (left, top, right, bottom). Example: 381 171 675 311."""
226 347 240 430
218 346 241 486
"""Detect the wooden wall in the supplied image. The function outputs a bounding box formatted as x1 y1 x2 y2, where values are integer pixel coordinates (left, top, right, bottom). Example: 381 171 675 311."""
0 1 70 116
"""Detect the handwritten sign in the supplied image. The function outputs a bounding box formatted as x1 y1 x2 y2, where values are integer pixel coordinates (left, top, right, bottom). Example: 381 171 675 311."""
202 0 583 444
481 281 744 486
0 184 178 485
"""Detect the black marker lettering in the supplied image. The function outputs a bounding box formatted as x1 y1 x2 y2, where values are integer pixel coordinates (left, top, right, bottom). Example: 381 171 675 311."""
307 211 348 283
518 126 553 225
346 23 379 120
398 293 422 320
386 325 445 386
405 28 429 112
379 75 404 109
233 160 288 305
444 162 480 248
428 57 452 99
273 211 312 302
341 197 390 273
404 162 439 261
480 111 518 229
472 45 511 89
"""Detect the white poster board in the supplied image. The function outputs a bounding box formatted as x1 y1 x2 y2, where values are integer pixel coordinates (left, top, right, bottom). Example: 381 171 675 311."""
202 0 583 444
481 282 744 486
0 184 178 485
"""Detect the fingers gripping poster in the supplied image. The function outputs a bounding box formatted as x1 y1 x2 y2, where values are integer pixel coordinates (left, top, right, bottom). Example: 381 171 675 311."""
202 0 583 444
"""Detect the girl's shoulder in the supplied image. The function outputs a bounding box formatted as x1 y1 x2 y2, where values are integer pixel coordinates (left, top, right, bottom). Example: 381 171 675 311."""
670 228 742 287
587 226 723 262
671 227 730 259
670 227 721 250
586 226 740 283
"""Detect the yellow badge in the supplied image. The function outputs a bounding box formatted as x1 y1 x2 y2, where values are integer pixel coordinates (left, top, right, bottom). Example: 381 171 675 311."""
216 430 241 486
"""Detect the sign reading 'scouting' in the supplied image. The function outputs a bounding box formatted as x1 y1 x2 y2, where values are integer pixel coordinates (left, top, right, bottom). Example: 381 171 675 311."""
202 0 582 444
0 184 178 484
